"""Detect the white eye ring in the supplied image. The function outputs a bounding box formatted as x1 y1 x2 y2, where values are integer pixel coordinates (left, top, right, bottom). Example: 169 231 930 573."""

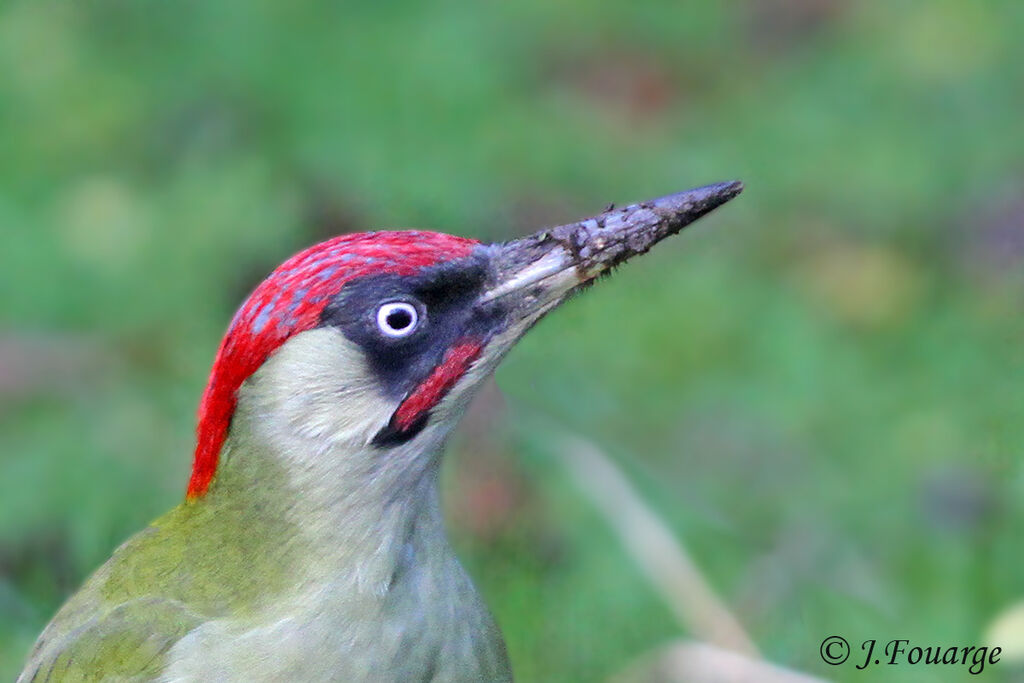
376 302 419 337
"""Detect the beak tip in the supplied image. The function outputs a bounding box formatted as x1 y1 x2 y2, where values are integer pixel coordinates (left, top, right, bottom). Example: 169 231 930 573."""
650 180 744 218
714 179 745 201
709 179 745 206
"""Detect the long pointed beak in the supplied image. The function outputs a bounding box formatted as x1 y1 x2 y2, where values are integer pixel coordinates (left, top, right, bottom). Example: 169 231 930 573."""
481 181 743 320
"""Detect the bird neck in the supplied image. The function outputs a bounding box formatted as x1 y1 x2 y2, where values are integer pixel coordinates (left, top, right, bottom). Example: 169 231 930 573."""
205 383 459 594
178 421 510 679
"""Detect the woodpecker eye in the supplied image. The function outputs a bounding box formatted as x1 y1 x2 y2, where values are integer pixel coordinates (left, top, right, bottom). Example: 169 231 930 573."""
376 301 420 338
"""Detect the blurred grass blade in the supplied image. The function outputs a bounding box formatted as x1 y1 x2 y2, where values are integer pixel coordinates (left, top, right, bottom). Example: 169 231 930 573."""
555 433 758 657
612 640 827 683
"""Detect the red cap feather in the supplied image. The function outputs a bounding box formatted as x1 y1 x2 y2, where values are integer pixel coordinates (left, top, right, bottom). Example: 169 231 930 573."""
187 231 479 500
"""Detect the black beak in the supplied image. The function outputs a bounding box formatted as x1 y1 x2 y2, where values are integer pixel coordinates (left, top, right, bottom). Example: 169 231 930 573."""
481 181 743 314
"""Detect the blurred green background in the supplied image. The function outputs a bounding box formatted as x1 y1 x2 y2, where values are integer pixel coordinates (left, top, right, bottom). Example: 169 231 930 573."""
2 1 1024 680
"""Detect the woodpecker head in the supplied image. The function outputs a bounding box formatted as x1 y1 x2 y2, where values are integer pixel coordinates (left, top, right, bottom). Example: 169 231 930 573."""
186 181 742 501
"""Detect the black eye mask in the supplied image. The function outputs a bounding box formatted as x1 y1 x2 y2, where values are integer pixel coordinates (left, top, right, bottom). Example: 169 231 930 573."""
318 252 501 402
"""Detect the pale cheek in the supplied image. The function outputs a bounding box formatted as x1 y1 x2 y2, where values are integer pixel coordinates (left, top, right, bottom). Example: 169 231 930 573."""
240 328 397 457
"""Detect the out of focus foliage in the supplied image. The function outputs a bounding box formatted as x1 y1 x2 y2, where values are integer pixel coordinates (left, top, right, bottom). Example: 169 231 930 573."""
2 1 1023 680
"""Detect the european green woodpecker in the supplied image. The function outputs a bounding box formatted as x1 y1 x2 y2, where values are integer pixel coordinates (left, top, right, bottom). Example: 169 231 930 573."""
20 181 742 682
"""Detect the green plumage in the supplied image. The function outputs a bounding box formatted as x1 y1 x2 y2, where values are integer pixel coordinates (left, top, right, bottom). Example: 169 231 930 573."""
21 465 301 681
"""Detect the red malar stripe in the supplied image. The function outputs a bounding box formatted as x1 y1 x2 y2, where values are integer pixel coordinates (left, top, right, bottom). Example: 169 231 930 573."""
393 340 484 432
